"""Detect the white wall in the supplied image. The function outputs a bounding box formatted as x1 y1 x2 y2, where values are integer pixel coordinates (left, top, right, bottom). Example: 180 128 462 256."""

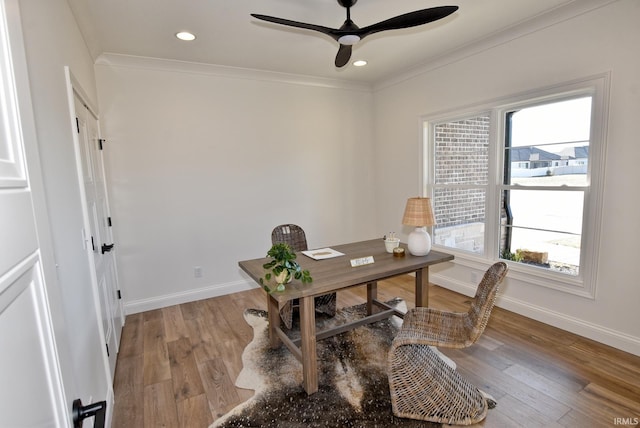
93 1 639 356
373 0 640 355
18 0 111 415
95 57 377 312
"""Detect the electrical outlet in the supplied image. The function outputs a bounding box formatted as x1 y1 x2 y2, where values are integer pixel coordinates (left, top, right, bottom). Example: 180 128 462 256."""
194 266 203 278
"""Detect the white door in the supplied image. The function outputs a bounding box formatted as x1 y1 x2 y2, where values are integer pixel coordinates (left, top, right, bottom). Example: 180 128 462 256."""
73 93 123 381
0 0 69 426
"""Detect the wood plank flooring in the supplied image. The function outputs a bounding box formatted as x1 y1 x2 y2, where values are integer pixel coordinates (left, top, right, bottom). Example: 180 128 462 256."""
111 275 640 427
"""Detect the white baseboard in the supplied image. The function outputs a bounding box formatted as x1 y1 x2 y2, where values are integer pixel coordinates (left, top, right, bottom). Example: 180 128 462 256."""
432 273 640 357
123 279 258 315
122 273 640 357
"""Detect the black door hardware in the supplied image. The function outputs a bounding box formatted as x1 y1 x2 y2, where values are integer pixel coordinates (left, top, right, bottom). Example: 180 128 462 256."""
101 243 114 254
72 399 106 428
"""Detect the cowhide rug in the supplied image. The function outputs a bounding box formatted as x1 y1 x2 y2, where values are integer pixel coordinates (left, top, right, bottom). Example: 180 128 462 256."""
210 299 456 428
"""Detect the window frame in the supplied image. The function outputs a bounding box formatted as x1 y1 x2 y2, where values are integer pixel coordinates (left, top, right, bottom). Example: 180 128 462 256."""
422 74 609 298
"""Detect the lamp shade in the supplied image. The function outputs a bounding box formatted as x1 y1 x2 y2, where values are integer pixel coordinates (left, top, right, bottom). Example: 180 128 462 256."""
402 197 435 227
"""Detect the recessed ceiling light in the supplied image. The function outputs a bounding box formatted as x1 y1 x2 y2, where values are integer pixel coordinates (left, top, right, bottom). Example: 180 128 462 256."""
353 60 367 67
176 31 196 41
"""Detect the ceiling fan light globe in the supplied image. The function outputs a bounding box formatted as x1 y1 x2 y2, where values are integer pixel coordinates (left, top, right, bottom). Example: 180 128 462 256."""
338 34 360 45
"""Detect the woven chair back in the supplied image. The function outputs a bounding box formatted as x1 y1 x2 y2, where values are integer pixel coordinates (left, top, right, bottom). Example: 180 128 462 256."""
271 224 308 252
465 261 508 343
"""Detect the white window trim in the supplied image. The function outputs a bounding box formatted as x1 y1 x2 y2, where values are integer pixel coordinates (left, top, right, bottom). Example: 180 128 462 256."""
421 73 610 298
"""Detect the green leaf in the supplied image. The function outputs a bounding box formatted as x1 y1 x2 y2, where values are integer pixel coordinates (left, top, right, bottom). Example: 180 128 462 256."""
262 242 313 290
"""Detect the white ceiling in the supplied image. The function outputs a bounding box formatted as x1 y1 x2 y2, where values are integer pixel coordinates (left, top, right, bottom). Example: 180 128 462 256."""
67 0 601 84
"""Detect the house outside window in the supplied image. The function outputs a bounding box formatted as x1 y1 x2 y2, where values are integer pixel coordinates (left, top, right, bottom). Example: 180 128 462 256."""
424 75 609 296
502 97 591 276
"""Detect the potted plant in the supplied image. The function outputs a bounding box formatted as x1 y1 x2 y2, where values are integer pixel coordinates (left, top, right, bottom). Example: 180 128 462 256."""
259 243 312 292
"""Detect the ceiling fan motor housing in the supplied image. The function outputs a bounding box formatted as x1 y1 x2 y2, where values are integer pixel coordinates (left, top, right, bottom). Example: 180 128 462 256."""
337 0 358 8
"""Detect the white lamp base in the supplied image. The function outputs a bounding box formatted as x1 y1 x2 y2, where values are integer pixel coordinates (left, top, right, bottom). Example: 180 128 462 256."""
407 227 432 256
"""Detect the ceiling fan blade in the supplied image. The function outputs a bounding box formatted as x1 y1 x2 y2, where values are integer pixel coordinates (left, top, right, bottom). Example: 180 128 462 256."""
335 44 352 68
251 14 336 38
357 5 458 39
252 4 458 68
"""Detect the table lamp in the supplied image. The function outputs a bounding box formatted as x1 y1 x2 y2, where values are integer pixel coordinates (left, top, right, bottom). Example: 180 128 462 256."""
402 197 436 256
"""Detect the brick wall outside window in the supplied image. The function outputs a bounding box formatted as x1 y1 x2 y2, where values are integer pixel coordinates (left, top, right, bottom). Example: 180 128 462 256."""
434 116 490 229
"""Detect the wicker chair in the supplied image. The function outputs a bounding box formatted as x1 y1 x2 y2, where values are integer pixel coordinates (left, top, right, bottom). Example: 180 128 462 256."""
387 261 508 425
271 224 337 329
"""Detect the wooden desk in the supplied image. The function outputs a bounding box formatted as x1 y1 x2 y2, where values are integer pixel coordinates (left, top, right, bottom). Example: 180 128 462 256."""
238 239 454 395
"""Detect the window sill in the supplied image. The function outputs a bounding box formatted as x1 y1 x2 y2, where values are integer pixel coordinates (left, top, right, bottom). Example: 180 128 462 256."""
437 247 595 299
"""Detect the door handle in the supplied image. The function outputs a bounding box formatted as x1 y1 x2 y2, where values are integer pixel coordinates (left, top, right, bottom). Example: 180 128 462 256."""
72 399 106 428
101 243 114 254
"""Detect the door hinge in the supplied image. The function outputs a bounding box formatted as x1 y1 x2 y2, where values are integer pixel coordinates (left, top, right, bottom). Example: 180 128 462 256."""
117 290 122 299
105 343 110 357
98 138 105 150
107 217 112 227
75 117 80 133
91 236 95 252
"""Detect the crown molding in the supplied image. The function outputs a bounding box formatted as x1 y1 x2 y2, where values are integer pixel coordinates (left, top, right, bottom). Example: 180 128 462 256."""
373 0 619 91
95 53 372 92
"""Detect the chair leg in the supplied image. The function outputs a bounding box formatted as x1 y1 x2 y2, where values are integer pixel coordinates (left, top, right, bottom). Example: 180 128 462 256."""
279 293 337 330
279 301 294 330
388 343 488 425
314 293 337 317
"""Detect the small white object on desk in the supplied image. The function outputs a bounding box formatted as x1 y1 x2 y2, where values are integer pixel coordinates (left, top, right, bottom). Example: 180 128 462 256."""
302 248 345 260
384 238 400 253
350 256 375 267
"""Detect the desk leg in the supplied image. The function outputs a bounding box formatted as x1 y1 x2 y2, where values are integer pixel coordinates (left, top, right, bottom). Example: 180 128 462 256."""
266 294 281 348
415 266 429 307
299 296 318 395
366 281 378 315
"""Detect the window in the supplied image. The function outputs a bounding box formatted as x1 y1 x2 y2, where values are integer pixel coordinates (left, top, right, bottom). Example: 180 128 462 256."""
432 115 490 254
502 97 591 276
424 75 608 296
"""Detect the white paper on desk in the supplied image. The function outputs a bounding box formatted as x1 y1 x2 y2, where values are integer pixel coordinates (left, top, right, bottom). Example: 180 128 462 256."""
301 248 345 260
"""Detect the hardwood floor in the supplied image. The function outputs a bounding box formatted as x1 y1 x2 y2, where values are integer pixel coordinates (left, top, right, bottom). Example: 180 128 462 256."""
111 275 640 427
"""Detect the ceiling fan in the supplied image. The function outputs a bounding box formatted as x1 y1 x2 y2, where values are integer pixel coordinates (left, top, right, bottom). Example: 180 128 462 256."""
251 0 458 68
